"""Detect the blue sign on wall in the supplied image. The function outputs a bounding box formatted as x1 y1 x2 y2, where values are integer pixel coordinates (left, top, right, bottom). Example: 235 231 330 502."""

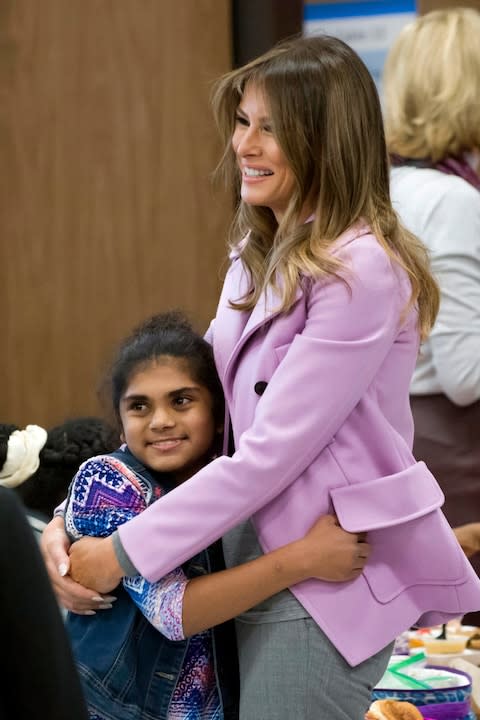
304 1 417 94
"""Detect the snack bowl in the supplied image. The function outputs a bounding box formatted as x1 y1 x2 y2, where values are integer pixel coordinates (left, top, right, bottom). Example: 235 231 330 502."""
372 659 475 720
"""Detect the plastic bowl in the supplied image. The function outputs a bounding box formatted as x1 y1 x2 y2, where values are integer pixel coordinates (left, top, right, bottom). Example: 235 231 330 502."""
372 665 473 720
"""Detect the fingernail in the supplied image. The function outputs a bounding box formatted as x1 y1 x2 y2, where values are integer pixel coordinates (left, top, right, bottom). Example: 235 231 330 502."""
103 595 117 602
58 563 68 577
82 610 96 616
91 596 105 602
98 603 113 610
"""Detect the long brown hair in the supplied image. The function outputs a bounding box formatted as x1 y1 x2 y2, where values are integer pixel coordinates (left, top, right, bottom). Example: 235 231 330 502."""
212 35 439 339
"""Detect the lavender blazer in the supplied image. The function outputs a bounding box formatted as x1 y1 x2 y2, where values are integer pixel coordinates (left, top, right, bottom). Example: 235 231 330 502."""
119 222 480 666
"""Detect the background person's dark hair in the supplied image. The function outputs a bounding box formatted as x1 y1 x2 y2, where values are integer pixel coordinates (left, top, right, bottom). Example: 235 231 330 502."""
107 311 224 432
14 418 119 518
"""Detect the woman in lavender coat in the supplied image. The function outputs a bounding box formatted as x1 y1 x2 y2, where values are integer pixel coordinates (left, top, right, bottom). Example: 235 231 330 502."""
42 36 480 720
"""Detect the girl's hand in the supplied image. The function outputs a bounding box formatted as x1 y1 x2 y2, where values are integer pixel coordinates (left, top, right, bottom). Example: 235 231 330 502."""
454 522 480 558
69 535 123 594
40 516 116 613
298 514 370 582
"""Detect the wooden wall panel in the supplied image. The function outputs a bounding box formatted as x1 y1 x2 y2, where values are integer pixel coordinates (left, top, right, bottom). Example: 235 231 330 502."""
233 0 303 66
0 0 232 427
419 0 480 10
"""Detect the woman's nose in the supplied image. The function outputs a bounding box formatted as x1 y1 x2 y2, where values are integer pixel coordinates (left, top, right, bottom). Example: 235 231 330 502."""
236 127 261 156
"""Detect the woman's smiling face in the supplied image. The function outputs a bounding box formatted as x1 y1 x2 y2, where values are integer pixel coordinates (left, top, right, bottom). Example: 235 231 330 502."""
232 83 296 222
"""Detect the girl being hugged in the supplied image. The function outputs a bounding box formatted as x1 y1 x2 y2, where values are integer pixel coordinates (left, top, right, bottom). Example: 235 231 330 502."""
64 311 364 720
45 37 480 720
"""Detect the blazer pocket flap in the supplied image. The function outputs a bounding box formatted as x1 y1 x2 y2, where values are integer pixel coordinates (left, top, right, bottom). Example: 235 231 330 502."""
330 462 444 532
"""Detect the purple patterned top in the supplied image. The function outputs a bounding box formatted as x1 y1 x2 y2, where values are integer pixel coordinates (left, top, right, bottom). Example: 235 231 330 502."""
65 450 221 719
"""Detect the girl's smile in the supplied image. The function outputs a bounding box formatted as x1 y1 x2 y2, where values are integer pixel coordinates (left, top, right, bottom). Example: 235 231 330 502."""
148 438 186 451
119 358 218 484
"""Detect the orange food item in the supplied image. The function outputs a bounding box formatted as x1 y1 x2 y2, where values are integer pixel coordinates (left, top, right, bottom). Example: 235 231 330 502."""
365 699 423 720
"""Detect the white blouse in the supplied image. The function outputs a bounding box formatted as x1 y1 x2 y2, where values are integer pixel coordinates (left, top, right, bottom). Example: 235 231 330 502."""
390 165 480 406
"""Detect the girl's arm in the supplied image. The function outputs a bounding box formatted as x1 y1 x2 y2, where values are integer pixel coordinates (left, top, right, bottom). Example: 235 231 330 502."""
454 523 480 558
181 515 367 637
64 456 187 629
125 514 367 639
66 455 368 636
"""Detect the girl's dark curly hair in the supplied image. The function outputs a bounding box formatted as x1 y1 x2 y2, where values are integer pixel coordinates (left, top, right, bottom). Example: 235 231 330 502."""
107 310 224 432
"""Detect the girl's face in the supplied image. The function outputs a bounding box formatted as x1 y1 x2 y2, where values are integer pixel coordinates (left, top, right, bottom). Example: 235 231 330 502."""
119 358 218 485
232 83 295 222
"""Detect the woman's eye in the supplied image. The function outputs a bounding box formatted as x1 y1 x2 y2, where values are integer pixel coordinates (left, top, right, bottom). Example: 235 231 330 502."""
262 123 273 133
235 114 249 126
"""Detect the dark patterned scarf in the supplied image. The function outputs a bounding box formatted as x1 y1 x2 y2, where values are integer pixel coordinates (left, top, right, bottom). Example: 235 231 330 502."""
390 153 480 191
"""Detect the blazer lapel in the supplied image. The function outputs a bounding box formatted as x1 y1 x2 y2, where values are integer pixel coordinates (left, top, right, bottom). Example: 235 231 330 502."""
216 221 372 388
221 269 303 389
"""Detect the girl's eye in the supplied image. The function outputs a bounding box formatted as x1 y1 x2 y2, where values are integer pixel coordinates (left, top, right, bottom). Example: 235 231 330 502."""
130 402 147 412
174 396 191 408
262 123 273 133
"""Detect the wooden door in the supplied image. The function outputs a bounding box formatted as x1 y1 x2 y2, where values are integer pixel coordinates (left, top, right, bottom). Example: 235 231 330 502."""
0 0 232 427
419 0 480 11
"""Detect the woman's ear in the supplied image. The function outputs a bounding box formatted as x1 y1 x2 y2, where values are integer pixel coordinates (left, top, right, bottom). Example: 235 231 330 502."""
120 431 125 444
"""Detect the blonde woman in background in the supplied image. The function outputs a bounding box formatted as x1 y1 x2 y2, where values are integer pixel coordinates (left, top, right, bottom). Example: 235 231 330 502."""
384 8 480 622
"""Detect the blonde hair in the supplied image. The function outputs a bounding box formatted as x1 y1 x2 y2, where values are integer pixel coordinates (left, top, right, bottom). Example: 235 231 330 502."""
212 35 439 339
384 8 480 161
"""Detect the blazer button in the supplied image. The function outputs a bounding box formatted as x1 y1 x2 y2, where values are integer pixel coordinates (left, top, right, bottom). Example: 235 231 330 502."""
254 381 268 396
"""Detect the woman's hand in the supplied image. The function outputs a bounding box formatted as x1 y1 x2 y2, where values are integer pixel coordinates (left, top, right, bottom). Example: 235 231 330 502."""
454 522 480 558
297 514 370 582
69 535 123 594
40 516 116 613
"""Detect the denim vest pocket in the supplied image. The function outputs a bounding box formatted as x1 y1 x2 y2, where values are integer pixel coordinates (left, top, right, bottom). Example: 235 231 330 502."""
330 462 468 603
69 589 189 720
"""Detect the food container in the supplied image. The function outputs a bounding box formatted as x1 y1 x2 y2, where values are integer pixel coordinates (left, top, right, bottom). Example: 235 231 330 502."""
372 656 475 720
407 626 480 663
422 637 468 655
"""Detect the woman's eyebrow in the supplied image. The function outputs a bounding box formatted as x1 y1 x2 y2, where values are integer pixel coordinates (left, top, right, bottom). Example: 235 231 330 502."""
237 106 271 124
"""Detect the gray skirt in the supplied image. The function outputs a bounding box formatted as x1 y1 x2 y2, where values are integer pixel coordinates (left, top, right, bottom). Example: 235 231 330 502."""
235 616 392 720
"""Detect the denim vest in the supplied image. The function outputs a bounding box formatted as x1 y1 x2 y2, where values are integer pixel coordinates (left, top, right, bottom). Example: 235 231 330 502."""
66 449 238 720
